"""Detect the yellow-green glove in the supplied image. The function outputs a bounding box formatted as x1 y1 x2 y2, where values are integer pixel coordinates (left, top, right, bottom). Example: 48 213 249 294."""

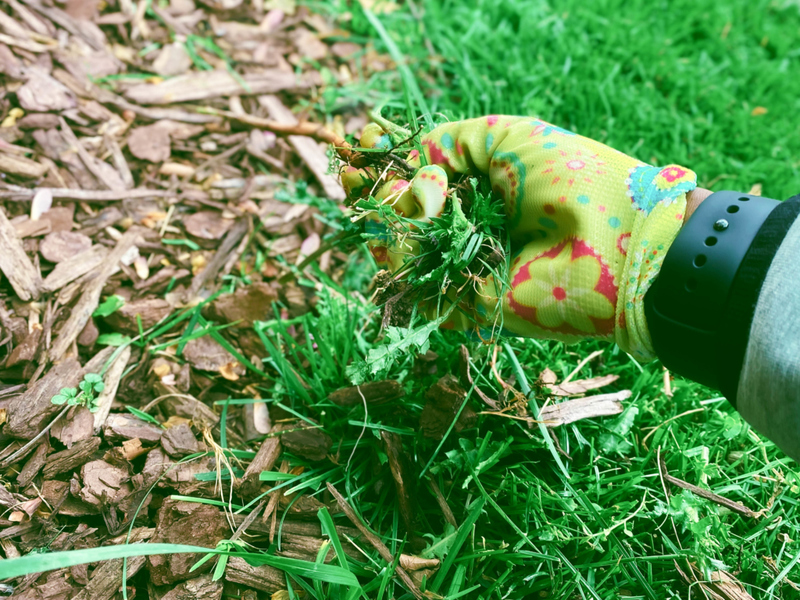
341 116 697 361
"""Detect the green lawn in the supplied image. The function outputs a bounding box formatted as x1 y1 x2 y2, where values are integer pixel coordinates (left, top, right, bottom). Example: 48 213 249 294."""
296 0 800 597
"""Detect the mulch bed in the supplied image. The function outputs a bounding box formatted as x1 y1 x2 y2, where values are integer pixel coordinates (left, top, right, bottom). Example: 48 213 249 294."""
0 0 402 597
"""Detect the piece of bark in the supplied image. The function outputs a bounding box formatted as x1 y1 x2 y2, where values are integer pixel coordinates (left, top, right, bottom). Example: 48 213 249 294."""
420 374 477 440
258 95 346 200
236 424 287 499
79 459 132 506
224 557 285 593
6 357 82 440
39 231 92 263
17 113 61 130
14 217 51 239
0 207 42 301
41 244 108 292
7 568 80 600
50 227 142 361
161 423 203 458
156 386 219 427
42 437 102 478
17 71 77 111
72 555 147 600
39 480 94 516
182 335 244 376
103 413 163 443
281 427 332 462
156 575 224 600
59 117 126 191
328 380 404 407
16 439 49 488
183 211 235 241
6 326 42 367
148 499 229 585
128 124 172 163
538 390 631 426
77 318 99 347
381 431 416 534
151 42 192 77
183 217 249 302
0 42 24 78
104 297 172 334
51 405 95 447
124 69 305 105
0 153 48 178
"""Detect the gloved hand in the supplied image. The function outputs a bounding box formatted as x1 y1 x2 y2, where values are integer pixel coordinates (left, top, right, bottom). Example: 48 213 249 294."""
341 116 697 361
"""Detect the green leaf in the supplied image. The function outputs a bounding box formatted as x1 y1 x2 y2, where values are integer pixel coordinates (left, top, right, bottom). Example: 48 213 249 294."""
599 406 640 455
97 333 132 347
125 406 162 427
93 295 125 318
0 544 362 587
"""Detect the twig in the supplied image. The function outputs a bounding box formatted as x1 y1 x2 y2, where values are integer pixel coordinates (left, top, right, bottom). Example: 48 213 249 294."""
0 406 68 468
198 106 356 163
658 454 756 518
641 407 705 449
0 186 176 202
561 349 604 385
326 482 424 600
428 476 458 528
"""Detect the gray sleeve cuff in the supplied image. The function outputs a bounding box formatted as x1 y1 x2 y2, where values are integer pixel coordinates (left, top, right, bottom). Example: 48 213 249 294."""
737 217 800 460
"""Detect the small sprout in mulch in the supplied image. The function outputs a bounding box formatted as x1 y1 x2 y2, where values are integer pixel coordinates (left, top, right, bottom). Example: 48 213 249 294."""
50 373 105 412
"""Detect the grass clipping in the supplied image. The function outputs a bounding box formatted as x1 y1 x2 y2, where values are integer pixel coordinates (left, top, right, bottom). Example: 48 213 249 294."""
346 129 511 335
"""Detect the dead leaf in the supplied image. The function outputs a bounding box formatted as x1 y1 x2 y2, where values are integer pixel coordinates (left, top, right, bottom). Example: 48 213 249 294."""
121 438 148 460
751 106 768 116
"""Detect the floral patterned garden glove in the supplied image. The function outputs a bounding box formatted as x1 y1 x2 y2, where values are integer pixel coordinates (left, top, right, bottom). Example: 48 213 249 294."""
341 116 697 361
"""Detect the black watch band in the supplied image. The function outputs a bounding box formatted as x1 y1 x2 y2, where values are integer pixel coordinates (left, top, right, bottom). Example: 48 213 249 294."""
644 191 781 393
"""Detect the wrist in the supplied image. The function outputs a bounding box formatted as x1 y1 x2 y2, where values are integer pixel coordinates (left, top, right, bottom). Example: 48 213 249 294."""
683 187 713 223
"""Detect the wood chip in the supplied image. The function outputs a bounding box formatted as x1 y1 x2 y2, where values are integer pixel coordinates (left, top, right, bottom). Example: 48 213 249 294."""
6 357 82 440
128 123 172 163
39 231 92 262
124 69 306 105
79 459 132 506
103 412 164 443
49 227 142 361
546 374 619 397
0 153 47 178
236 423 288 499
41 244 108 292
328 380 404 407
17 71 77 111
538 390 630 426
0 207 42 301
42 437 102 479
